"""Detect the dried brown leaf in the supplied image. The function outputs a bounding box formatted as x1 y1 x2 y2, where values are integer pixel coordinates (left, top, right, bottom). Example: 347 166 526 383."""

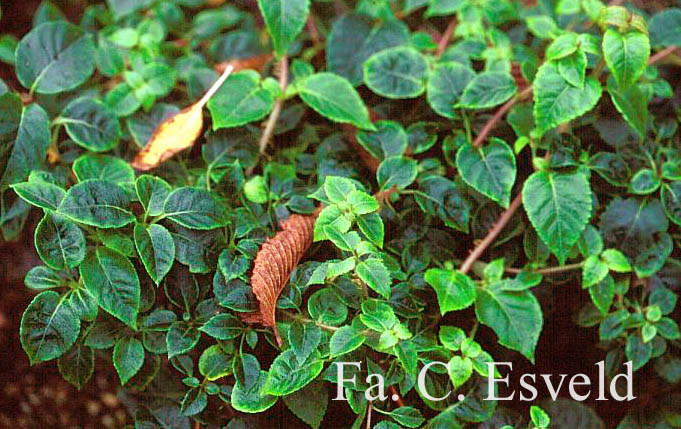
130 65 235 171
214 53 274 75
243 212 318 345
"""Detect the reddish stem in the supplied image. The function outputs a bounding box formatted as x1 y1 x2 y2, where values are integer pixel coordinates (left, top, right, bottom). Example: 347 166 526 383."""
460 46 679 275
460 193 523 274
473 86 533 148
649 45 678 65
389 385 406 407
435 19 457 58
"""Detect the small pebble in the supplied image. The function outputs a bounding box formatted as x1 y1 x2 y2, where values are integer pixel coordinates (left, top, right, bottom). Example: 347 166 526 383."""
86 400 101 416
27 392 40 406
102 414 115 427
102 392 119 408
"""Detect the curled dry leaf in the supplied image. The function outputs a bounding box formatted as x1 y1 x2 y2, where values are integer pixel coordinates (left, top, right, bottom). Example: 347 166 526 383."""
130 65 235 171
243 212 318 345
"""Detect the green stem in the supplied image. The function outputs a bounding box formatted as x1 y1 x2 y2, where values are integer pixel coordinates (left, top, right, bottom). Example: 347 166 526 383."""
283 312 341 332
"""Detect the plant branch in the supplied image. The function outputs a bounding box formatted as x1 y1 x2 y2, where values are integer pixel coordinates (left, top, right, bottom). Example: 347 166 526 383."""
649 45 679 65
471 45 675 150
366 402 373 429
460 192 523 274
473 85 533 147
389 385 405 407
257 56 289 156
435 19 457 58
505 261 585 275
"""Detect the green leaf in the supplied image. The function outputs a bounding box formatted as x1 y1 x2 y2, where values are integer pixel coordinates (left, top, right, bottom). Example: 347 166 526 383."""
283 381 328 429
607 78 648 139
324 176 356 203
60 98 121 152
1 103 50 186
58 180 134 228
68 286 98 322
347 190 379 215
243 175 269 204
287 322 322 365
307 288 347 325
424 269 476 315
439 326 466 351
448 356 473 389
298 72 374 130
356 120 408 158
134 223 175 285
527 15 560 39
20 291 79 364
599 309 628 340
313 204 351 242
57 343 94 390
545 33 579 60
25 265 63 290
356 258 391 299
603 29 650 88
363 46 429 99
629 168 660 195
0 92 22 138
625 334 652 371
589 275 615 314
456 139 516 208
357 212 384 248
113 337 144 385
377 156 418 191
163 187 229 230
0 35 17 66
533 62 602 136
530 406 551 429
475 283 543 362
389 406 426 428
135 175 171 217
457 72 517 109
582 255 609 288
80 247 140 328
199 313 243 340
166 321 201 359
329 325 366 357
11 176 64 211
15 21 95 94
426 62 475 118
426 0 466 17
522 170 593 264
181 388 207 416
35 212 86 270
72 154 134 184
601 249 632 272
649 8 681 47
257 0 310 57
198 344 232 380
207 70 275 129
265 348 324 396
326 14 409 85
231 354 278 413
557 49 587 88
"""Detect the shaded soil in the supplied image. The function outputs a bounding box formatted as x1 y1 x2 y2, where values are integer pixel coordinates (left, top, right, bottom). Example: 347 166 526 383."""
0 219 130 427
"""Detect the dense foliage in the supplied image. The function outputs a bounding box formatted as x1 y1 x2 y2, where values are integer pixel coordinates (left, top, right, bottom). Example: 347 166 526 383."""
1 0 681 427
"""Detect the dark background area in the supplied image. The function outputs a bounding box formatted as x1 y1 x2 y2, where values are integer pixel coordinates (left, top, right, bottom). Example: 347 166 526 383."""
0 0 678 427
